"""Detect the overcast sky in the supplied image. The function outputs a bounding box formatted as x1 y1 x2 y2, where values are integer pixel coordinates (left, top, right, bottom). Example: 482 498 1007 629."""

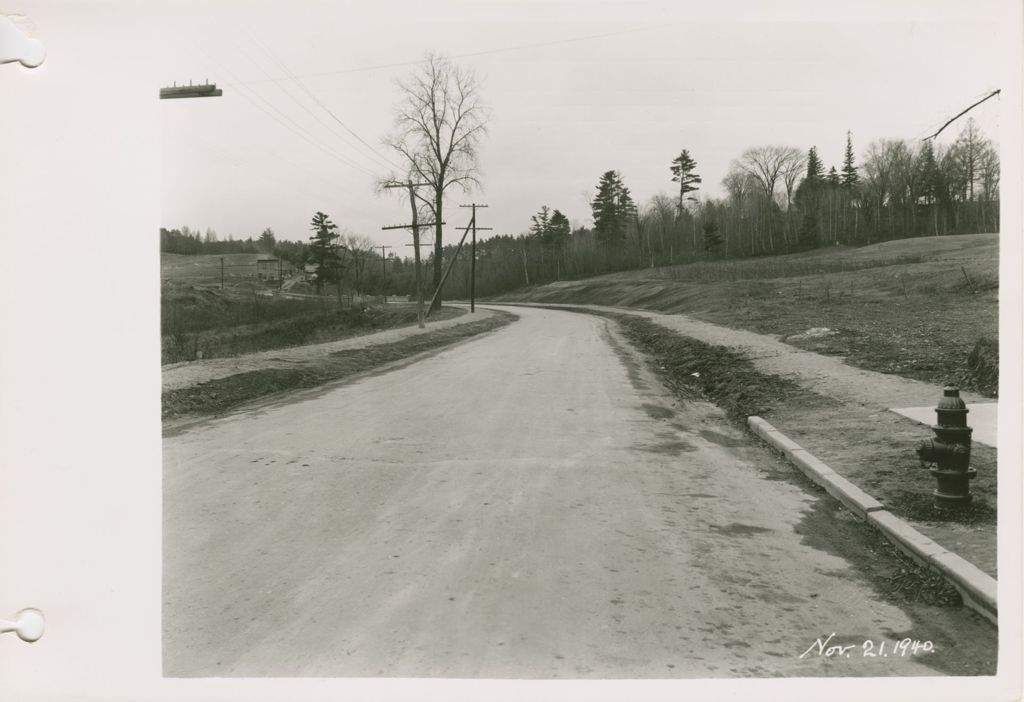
158 2 1005 250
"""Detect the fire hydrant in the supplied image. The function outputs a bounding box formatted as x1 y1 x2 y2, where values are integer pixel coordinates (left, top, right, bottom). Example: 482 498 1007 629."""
916 386 976 509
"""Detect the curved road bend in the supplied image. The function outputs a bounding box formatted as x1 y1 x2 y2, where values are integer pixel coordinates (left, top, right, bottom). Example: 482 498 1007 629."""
163 304 989 677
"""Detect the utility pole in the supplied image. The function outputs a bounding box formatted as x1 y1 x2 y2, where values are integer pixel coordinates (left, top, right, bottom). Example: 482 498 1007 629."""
220 257 224 290
425 215 475 314
379 245 393 303
382 179 437 329
458 204 491 312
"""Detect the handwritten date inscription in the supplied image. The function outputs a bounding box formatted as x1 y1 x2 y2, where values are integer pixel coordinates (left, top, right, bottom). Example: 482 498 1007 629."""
800 633 935 659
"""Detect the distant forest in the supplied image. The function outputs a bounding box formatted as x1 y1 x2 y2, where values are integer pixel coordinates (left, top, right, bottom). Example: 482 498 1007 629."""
440 120 999 300
162 119 999 302
160 226 310 266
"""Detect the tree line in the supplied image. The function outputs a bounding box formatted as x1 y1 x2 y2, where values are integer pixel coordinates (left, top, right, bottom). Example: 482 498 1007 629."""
435 118 999 300
164 53 999 309
160 226 309 265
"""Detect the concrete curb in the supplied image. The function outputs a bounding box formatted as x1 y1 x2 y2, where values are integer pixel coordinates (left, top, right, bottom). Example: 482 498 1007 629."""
748 415 997 626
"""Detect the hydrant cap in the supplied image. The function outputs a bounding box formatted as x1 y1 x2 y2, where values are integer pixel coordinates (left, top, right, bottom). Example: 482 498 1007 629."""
938 386 967 411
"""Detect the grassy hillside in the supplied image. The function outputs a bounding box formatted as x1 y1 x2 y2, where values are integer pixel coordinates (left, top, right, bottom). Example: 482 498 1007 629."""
497 233 999 396
162 281 460 364
161 252 294 286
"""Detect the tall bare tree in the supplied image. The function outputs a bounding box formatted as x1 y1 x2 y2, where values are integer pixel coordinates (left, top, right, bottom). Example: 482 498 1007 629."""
779 147 806 211
737 146 790 202
385 53 488 311
736 145 804 250
341 233 377 295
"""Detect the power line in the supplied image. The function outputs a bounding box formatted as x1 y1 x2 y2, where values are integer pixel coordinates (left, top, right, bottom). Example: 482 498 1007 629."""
230 25 662 86
196 44 383 179
241 32 401 172
232 38 391 174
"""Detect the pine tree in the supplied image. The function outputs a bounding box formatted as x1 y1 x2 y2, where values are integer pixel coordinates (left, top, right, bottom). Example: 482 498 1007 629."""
308 211 341 294
258 228 276 254
547 209 571 279
670 150 702 212
793 147 824 251
916 141 946 235
591 171 634 247
530 206 551 241
702 220 723 255
549 210 570 241
841 131 859 188
806 146 824 181
826 166 840 187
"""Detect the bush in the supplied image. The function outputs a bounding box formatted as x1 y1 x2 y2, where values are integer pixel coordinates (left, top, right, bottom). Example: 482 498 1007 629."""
964 337 998 397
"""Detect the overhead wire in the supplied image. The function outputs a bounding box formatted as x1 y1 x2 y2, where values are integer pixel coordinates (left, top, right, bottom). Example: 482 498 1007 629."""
195 43 383 179
243 30 403 172
233 35 398 174
231 25 661 86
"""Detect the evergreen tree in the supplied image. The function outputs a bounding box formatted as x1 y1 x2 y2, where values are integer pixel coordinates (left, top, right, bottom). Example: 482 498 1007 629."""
258 228 276 254
841 131 859 188
548 209 571 274
797 212 819 249
530 205 551 240
591 171 634 247
670 149 702 212
806 146 824 181
308 211 342 294
794 146 825 249
826 166 840 187
548 209 570 241
916 141 947 235
702 220 723 255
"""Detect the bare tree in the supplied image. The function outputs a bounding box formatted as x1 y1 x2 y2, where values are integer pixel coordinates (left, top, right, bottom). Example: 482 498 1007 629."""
645 193 678 263
737 146 790 201
341 233 377 296
779 147 806 210
862 139 906 235
978 144 1000 231
735 145 803 250
722 168 751 207
722 168 756 254
385 53 488 311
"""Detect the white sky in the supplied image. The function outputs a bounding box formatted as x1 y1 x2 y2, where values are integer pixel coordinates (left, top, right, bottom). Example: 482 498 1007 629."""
156 2 1005 249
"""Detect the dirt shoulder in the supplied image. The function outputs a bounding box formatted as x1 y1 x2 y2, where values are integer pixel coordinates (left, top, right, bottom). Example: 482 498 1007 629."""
164 306 489 391
508 303 997 579
496 234 998 397
162 309 515 424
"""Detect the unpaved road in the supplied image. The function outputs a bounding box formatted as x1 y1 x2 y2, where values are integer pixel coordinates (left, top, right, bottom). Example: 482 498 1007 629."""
163 305 991 678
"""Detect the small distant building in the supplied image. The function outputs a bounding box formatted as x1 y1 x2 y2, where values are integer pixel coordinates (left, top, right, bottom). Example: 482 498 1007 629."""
257 258 283 281
303 262 319 282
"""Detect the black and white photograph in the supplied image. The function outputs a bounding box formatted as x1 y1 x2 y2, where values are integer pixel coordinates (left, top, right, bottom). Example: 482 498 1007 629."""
1 1 1022 700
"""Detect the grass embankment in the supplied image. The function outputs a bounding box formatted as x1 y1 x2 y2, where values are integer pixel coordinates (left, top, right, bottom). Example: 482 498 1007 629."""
608 311 995 618
500 233 999 397
162 282 456 364
612 314 996 525
162 311 515 422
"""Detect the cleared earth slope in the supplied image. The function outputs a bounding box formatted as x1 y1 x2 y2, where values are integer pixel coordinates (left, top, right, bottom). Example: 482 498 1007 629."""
497 233 998 396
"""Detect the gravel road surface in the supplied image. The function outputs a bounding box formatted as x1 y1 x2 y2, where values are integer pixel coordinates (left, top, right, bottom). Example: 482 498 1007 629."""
163 305 976 677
